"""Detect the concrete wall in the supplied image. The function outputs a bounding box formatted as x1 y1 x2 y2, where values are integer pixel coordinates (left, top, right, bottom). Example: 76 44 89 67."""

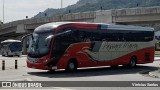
112 6 160 24
94 10 112 24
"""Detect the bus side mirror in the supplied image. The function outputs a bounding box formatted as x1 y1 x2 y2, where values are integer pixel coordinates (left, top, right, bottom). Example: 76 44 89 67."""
45 35 53 46
55 30 72 37
21 33 32 48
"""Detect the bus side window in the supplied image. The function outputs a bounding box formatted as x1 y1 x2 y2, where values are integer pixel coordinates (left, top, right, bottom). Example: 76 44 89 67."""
76 30 87 42
71 30 80 42
124 32 136 41
77 29 102 42
80 30 93 42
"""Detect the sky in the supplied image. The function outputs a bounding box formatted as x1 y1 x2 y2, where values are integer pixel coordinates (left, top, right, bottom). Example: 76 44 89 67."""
0 0 79 23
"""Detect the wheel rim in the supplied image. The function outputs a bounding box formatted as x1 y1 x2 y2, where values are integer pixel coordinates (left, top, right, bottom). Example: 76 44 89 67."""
69 62 75 70
131 59 136 67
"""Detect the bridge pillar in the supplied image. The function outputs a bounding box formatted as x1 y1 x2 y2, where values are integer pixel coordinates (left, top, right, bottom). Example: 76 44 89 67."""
22 37 27 55
94 10 113 24
17 24 26 33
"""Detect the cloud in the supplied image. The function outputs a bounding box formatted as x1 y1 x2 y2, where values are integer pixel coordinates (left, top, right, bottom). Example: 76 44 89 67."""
0 0 79 23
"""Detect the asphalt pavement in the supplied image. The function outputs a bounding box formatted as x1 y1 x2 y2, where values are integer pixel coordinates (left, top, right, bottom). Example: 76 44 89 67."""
0 55 160 90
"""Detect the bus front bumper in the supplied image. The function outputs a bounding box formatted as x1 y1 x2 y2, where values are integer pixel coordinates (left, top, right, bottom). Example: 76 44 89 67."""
27 61 55 70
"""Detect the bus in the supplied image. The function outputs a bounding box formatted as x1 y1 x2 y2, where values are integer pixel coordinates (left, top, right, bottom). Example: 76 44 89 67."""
25 22 155 72
1 39 22 57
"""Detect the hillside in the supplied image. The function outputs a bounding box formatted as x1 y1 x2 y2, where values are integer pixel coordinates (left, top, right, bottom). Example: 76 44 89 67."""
34 0 160 18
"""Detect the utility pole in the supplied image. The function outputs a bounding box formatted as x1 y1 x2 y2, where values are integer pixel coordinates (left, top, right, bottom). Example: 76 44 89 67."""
2 0 5 23
60 0 63 21
61 0 63 9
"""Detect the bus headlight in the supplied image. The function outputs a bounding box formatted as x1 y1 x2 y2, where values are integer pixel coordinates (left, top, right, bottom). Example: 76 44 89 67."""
38 55 50 63
43 59 49 63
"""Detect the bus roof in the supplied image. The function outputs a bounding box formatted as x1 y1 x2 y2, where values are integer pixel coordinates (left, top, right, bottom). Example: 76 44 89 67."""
100 24 154 31
34 22 154 33
34 22 71 33
1 39 21 43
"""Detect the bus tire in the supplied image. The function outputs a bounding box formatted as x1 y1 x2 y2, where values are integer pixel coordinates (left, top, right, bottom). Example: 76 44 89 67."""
129 56 137 68
65 59 77 72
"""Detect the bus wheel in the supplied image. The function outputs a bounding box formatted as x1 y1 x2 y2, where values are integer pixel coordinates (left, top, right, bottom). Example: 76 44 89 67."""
129 56 137 68
65 59 77 72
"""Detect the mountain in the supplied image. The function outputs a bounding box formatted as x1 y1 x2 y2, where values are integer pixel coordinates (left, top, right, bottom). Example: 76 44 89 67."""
34 8 62 18
34 0 98 18
34 0 160 18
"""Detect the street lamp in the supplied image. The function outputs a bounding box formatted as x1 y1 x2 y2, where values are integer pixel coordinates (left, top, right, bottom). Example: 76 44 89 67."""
61 0 63 9
60 0 63 21
2 0 4 23
61 0 63 14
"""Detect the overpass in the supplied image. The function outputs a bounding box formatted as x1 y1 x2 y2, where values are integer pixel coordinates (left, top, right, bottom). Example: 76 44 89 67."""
112 6 160 24
1 6 160 37
1 6 160 53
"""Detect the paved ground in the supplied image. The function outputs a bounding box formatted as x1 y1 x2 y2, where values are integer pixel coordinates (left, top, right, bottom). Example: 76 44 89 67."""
0 55 27 71
0 55 160 90
149 56 160 78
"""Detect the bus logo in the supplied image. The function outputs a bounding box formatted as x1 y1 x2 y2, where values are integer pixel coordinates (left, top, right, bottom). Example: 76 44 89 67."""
2 82 12 87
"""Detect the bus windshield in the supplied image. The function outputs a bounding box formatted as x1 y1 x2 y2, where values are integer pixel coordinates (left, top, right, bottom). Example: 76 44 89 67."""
1 40 22 57
9 42 22 52
28 32 53 58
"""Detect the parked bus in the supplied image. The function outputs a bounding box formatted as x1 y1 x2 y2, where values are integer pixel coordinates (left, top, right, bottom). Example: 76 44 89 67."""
24 22 155 72
1 39 22 57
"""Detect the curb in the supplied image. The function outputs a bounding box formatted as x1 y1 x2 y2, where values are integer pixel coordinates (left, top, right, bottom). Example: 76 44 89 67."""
149 70 160 78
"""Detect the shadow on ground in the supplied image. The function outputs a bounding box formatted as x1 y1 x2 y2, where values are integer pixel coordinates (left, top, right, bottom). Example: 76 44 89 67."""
27 65 158 78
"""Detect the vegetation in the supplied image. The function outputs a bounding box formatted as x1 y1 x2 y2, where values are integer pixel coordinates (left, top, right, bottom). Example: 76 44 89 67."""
34 0 160 30
34 0 160 18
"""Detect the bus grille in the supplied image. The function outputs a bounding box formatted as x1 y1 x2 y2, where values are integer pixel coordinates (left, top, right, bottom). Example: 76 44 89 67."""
27 57 38 63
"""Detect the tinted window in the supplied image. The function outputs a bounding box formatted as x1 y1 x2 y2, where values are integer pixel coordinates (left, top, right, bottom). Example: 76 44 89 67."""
9 42 22 52
123 31 154 42
55 28 154 45
75 29 102 42
52 29 78 57
100 30 154 42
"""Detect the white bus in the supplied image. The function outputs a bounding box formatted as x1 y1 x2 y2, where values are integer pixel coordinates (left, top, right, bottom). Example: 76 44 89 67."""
1 39 22 57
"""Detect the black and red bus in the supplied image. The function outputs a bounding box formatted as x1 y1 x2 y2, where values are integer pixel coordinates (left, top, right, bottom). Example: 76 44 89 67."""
25 22 155 72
